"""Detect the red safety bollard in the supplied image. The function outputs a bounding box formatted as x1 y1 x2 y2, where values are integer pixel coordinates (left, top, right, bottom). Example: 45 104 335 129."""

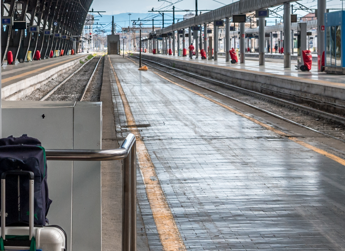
35 50 41 60
183 48 187 57
200 49 207 59
169 49 172 55
281 47 284 54
60 50 64 56
71 49 75 55
300 50 312 71
7 51 13 65
49 50 54 58
229 48 238 64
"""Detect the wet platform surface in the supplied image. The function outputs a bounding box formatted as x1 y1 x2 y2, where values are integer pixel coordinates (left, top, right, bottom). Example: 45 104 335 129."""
142 53 345 86
110 55 345 250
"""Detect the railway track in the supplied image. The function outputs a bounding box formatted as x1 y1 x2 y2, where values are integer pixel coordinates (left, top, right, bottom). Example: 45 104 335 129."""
40 56 103 102
130 56 345 143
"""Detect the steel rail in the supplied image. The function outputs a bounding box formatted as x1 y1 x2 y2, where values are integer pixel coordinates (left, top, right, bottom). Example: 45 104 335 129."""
132 56 345 144
40 56 95 101
135 56 345 125
46 133 136 161
80 56 103 101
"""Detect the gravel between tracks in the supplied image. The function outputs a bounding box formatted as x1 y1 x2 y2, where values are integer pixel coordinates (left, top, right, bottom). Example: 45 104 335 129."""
21 56 103 101
136 58 345 141
82 57 104 102
46 57 100 101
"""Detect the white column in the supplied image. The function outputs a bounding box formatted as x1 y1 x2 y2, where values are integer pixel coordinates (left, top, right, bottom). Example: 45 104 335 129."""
240 22 245 64
195 28 199 58
214 23 218 61
189 28 192 58
259 17 265 65
172 31 176 56
225 17 230 62
317 0 326 71
284 2 291 68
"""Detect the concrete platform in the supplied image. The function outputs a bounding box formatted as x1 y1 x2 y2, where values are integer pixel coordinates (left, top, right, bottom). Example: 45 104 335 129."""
108 54 345 250
139 53 345 115
1 54 86 99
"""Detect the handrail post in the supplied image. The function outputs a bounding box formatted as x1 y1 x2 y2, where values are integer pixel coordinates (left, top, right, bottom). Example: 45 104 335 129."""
122 155 131 251
130 142 137 251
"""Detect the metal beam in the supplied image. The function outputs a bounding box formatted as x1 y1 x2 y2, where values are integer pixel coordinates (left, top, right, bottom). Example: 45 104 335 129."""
284 2 291 68
233 19 317 35
154 0 297 35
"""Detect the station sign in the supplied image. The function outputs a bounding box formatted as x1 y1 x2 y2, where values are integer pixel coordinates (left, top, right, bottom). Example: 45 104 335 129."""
230 26 235 31
246 33 253 38
256 9 269 18
13 21 27 30
207 30 212 34
178 30 184 34
54 33 61 37
273 33 278 38
291 14 298 23
233 15 246 23
44 30 51 35
192 26 200 31
62 35 67 39
162 34 167 37
167 32 173 36
29 26 39 32
2 16 13 25
214 20 224 26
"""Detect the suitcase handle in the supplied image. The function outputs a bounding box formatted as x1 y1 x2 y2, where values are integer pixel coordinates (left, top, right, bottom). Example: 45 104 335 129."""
1 170 34 241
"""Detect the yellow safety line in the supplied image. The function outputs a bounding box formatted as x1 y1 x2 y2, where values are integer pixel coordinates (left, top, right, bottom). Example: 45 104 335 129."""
128 57 345 167
2 56 84 84
108 57 186 251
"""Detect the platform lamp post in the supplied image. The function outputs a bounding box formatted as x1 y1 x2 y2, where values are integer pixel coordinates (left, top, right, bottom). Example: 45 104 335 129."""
195 0 198 16
139 24 142 68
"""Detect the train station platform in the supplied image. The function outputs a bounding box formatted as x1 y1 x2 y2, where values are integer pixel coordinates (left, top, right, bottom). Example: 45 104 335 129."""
108 54 345 250
139 53 345 115
1 54 86 99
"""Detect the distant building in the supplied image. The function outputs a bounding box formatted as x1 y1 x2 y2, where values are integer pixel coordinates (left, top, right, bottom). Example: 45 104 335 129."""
120 26 161 51
83 14 94 52
301 13 316 22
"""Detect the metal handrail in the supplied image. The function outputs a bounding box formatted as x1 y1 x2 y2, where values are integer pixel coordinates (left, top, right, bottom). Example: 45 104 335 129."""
46 133 136 161
45 133 137 251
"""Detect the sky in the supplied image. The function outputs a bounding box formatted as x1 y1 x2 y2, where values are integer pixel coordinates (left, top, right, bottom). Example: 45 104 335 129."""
90 0 344 34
